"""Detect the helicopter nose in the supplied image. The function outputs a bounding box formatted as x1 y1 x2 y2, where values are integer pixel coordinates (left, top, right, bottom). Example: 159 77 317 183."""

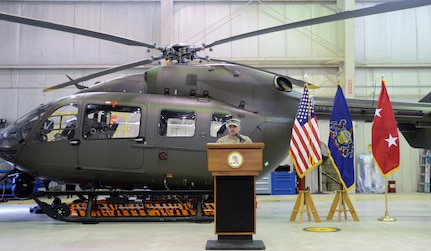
0 131 21 162
0 139 21 162
0 145 19 163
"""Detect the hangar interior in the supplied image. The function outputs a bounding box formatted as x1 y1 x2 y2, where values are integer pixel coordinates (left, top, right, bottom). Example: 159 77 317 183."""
1 1 431 251
1 0 430 193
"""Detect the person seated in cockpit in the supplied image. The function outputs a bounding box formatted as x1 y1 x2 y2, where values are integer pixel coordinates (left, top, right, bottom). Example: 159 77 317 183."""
61 116 77 140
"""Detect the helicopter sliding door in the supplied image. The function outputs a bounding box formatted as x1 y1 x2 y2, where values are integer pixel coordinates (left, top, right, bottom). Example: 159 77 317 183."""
77 103 145 171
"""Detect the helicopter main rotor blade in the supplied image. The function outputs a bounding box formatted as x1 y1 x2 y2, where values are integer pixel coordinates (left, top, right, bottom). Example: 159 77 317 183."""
43 57 160 92
205 0 431 48
208 58 315 89
0 11 156 48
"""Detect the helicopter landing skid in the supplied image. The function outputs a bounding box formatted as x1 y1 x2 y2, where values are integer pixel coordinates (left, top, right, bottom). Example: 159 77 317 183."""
30 190 214 224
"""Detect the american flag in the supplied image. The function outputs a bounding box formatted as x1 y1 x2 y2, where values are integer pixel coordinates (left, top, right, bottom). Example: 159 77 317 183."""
289 84 322 178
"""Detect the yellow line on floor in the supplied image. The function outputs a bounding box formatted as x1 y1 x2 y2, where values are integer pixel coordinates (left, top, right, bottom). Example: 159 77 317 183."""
257 193 431 202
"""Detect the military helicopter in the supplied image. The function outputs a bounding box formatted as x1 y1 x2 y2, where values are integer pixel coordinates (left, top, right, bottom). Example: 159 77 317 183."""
0 0 431 222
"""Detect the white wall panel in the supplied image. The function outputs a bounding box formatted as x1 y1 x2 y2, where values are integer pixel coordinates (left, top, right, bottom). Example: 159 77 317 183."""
256 3 287 58
73 4 104 64
417 7 431 62
389 12 419 64
17 89 45 116
202 4 233 58
0 89 18 122
173 3 207 47
230 4 259 58
356 3 431 65
362 15 392 63
419 71 431 96
0 1 161 66
355 68 431 101
0 5 22 66
42 4 75 65
0 70 13 89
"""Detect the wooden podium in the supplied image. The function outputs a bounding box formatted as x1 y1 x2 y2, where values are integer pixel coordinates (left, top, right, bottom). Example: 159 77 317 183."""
205 143 265 250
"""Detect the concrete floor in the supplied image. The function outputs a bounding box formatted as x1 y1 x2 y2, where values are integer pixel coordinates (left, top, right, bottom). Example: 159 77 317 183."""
0 192 430 251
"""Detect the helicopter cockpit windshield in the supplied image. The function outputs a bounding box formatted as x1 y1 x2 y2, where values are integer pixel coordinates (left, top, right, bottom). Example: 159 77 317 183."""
0 102 54 146
0 103 51 162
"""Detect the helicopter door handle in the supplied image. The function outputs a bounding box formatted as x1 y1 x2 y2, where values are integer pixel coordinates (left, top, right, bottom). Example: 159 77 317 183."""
69 139 80 146
134 136 146 144
134 136 154 148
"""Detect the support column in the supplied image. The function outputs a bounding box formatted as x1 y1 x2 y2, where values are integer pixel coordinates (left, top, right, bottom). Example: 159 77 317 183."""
337 0 356 99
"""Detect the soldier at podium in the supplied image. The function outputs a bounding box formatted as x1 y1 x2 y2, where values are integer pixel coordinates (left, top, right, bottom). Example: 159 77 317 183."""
216 118 252 143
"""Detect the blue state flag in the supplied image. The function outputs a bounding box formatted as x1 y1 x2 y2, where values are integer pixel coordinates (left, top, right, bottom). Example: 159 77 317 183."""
328 84 354 190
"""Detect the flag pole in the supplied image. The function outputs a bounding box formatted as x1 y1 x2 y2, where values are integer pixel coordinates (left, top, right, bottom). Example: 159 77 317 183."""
326 79 358 221
372 76 398 222
304 73 310 189
289 73 321 223
378 176 396 222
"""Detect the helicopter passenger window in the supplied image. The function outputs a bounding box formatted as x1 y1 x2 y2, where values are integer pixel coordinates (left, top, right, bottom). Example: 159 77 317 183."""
83 104 141 140
34 104 79 142
159 110 196 137
210 113 232 137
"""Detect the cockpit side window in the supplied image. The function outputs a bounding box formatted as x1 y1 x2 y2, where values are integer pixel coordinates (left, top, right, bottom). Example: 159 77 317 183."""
159 110 196 137
210 113 232 137
83 104 141 140
33 104 79 142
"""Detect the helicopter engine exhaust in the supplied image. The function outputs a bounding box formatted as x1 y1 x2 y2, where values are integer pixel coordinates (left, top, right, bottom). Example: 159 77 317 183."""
273 76 293 92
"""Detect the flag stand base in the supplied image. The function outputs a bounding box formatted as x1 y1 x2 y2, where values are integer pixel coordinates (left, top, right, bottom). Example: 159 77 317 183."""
378 178 396 222
327 190 359 221
378 212 396 222
290 190 321 223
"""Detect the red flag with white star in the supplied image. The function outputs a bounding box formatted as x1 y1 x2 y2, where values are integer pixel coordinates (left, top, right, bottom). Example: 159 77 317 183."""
372 79 400 176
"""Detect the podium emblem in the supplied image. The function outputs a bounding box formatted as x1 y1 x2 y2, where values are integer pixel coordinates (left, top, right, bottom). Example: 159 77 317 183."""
227 151 244 168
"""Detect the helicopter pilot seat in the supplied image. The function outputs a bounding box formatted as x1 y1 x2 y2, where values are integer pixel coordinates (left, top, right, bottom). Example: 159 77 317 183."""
54 117 76 141
61 117 77 140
